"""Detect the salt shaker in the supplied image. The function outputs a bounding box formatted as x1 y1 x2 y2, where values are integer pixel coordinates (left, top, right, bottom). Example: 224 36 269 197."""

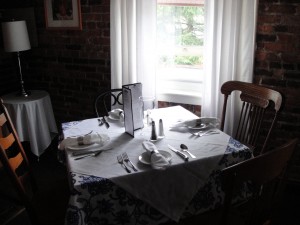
150 121 158 141
158 119 165 138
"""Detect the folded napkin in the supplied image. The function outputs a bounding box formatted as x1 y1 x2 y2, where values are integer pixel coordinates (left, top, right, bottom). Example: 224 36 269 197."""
142 141 170 170
170 117 220 128
58 133 110 150
109 109 124 122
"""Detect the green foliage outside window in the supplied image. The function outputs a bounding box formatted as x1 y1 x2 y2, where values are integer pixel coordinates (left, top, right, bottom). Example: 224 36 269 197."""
157 5 204 66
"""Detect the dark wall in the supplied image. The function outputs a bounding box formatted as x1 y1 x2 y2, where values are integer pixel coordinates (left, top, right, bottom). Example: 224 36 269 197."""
254 0 300 182
0 0 111 123
0 0 299 181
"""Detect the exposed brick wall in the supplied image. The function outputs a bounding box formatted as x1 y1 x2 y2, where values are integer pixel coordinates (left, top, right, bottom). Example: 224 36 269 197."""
0 0 111 124
254 0 300 182
28 0 111 123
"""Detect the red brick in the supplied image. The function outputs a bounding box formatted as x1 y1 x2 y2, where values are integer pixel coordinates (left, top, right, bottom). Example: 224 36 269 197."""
257 15 282 24
277 34 297 43
264 42 296 53
266 4 297 14
257 24 274 33
255 51 268 61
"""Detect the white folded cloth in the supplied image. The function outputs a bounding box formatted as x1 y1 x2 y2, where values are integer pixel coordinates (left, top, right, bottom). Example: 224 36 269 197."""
58 133 110 150
109 109 124 122
170 117 220 128
142 141 170 170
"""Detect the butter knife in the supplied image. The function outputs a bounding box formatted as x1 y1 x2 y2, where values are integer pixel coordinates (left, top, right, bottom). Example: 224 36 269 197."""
168 144 189 161
74 151 102 160
72 147 112 156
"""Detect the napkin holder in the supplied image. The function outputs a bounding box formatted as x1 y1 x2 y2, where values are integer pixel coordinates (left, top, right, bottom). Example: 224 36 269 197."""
122 83 143 137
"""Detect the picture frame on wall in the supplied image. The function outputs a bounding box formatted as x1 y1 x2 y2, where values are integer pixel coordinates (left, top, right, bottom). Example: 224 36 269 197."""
44 0 82 30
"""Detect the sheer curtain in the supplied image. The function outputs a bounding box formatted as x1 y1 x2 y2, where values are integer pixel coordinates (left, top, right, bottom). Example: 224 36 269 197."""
110 0 156 97
202 0 258 135
110 0 258 134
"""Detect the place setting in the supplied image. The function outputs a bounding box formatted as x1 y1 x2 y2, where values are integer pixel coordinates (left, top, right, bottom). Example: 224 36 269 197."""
58 132 113 160
107 108 124 123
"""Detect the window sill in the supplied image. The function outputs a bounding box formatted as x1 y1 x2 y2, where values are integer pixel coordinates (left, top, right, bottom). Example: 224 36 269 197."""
157 91 202 105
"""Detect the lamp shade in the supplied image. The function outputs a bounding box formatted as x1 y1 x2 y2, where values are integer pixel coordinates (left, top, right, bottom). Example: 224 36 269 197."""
1 20 31 52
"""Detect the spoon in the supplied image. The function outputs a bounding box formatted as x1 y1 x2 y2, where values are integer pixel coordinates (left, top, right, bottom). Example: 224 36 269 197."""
180 144 196 158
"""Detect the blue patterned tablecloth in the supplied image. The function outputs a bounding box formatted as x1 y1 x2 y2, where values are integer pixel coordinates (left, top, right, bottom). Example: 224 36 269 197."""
65 137 252 225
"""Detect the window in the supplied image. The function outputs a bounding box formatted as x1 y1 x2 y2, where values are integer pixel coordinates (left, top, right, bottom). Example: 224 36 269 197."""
156 0 205 105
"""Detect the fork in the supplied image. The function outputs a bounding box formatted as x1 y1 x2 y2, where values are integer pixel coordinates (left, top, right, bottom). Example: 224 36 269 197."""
117 155 131 173
190 130 219 137
122 152 138 171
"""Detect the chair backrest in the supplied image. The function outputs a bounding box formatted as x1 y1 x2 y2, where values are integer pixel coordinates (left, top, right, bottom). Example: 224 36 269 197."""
94 88 123 117
0 98 36 207
220 81 283 155
220 138 298 225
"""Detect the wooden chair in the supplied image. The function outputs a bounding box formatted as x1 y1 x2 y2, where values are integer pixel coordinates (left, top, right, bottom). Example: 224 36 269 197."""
220 138 298 225
94 88 123 117
220 81 283 155
0 98 69 225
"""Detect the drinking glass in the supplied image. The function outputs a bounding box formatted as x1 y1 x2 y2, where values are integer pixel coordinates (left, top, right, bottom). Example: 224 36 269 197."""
139 96 155 135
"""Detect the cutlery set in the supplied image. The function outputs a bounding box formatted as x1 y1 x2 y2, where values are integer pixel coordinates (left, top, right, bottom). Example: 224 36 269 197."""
190 130 219 137
122 152 138 171
73 128 220 169
74 151 102 160
72 147 113 160
168 144 189 161
180 144 196 158
117 153 137 173
98 117 110 128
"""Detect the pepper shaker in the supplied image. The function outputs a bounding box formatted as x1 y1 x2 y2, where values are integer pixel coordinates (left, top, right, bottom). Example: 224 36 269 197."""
150 121 158 141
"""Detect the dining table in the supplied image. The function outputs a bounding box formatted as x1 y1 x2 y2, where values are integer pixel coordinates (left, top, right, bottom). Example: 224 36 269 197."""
1 90 58 157
61 106 252 225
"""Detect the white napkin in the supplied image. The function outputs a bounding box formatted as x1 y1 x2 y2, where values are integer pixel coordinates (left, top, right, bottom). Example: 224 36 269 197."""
142 141 170 170
170 117 220 128
108 109 124 122
58 133 110 150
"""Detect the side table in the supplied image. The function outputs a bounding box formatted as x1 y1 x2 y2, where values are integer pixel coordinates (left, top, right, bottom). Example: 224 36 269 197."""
1 90 58 157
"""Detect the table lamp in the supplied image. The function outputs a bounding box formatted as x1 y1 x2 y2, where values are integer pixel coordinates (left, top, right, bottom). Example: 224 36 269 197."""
1 20 31 97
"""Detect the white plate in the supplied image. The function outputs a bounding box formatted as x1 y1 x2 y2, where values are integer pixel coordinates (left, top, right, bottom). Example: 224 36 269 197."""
138 150 172 165
108 114 119 120
67 143 101 151
188 123 209 130
108 109 123 120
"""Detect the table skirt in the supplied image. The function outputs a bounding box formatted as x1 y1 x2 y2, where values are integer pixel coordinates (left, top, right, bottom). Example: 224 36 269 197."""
65 137 252 225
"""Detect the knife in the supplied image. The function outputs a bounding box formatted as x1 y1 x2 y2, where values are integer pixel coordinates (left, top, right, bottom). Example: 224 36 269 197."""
102 116 110 129
74 151 102 160
168 144 189 161
72 147 112 156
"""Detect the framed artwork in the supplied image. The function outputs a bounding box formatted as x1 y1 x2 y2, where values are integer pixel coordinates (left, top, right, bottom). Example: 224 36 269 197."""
44 0 82 30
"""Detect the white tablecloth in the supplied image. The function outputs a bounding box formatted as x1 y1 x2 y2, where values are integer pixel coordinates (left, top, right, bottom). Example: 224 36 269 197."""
2 90 58 157
63 106 237 221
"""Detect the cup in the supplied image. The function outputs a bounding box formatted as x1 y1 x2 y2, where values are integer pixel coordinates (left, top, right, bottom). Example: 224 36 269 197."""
139 96 155 126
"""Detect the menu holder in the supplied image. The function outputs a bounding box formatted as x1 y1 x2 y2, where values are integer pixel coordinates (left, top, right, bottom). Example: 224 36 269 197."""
122 83 143 137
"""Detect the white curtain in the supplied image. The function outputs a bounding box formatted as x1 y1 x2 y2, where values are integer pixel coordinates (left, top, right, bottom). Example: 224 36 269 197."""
202 0 258 135
110 0 157 97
